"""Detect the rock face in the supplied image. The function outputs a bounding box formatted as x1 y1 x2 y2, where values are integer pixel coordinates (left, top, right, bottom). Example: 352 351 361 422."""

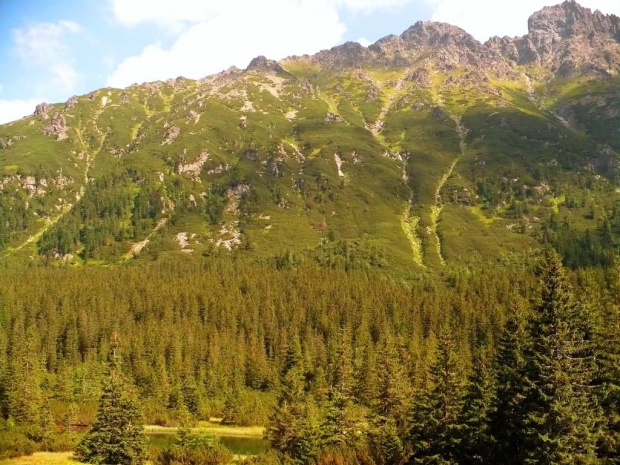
65 96 78 109
312 41 375 68
244 149 260 162
162 126 180 145
488 1 620 75
34 102 52 118
245 55 285 73
43 114 68 141
528 0 620 40
325 112 345 123
284 1 620 80
176 151 210 177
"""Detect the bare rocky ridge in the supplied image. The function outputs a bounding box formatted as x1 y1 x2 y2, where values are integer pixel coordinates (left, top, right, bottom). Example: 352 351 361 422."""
487 0 620 75
292 1 620 80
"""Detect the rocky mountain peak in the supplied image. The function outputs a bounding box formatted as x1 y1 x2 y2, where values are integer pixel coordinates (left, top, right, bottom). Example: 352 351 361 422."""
528 0 620 40
400 21 479 48
245 55 285 73
310 41 375 68
487 1 620 76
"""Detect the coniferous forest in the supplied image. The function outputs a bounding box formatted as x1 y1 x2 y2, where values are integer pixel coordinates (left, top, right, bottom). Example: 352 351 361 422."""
2 1 620 463
0 252 618 464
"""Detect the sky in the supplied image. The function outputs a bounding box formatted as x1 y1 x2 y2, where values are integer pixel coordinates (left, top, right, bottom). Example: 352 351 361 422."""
0 0 619 124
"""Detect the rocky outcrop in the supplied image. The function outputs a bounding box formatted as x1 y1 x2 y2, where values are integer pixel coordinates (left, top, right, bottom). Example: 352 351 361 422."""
226 183 252 199
487 1 620 75
305 20 514 79
120 92 130 104
245 55 285 73
325 112 345 123
162 126 180 145
65 96 78 109
34 102 52 118
244 148 260 162
431 107 450 121
311 41 375 68
408 68 432 87
528 0 620 40
176 151 210 177
43 114 68 141
267 158 281 176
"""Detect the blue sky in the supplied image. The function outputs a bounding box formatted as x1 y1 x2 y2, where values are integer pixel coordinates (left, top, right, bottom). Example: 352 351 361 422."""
1 0 619 124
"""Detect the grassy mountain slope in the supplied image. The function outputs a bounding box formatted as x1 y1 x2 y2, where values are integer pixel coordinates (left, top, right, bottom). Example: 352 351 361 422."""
0 1 619 275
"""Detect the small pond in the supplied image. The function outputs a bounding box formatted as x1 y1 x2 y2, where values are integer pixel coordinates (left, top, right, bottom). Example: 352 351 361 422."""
147 432 270 456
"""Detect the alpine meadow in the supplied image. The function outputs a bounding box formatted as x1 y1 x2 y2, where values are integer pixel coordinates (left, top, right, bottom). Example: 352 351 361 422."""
0 1 619 464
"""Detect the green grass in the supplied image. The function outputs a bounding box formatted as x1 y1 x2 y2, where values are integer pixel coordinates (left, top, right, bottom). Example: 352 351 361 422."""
0 452 81 465
469 205 499 226
145 422 264 438
0 57 619 274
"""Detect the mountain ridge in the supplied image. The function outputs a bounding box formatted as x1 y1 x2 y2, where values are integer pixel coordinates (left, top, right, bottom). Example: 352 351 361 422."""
0 1 619 274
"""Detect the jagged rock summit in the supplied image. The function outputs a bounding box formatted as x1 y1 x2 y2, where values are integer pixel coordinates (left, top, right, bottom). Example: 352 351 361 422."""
488 0 620 75
528 0 620 39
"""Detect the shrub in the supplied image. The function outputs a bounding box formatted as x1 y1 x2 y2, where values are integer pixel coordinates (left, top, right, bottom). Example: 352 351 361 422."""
156 433 233 465
0 430 36 460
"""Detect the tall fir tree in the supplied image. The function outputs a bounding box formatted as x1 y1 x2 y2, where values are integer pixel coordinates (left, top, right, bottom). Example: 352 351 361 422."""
522 250 602 465
75 334 147 465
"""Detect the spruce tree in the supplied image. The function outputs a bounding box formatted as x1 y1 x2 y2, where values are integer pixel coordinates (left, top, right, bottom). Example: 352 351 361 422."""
321 329 358 448
408 328 465 465
522 250 602 464
591 270 620 463
489 305 529 465
374 336 410 431
456 348 494 465
6 325 42 426
266 338 318 463
75 335 147 465
368 336 410 465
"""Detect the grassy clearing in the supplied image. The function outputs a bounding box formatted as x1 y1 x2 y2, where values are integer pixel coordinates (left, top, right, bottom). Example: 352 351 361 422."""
469 205 498 226
0 452 80 465
145 422 265 438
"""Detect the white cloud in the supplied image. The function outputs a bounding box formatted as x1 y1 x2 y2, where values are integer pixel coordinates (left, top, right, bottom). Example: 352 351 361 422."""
107 0 412 88
107 0 347 87
0 98 43 125
357 37 372 47
424 0 620 41
110 0 408 27
332 0 410 14
51 63 79 90
11 20 81 91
